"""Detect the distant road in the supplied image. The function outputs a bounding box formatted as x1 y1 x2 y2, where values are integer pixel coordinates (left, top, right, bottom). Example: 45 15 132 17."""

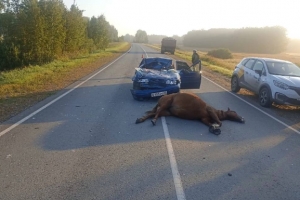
0 43 300 200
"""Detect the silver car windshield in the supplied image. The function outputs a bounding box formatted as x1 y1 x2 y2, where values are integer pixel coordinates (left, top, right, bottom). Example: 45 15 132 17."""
266 61 300 77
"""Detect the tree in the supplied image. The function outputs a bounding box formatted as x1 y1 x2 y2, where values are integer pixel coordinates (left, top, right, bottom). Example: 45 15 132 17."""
0 0 23 70
0 0 119 70
39 0 66 60
17 0 46 64
109 25 118 42
87 15 110 50
0 0 5 12
183 27 288 53
123 34 134 42
64 4 87 52
97 15 109 49
134 30 148 43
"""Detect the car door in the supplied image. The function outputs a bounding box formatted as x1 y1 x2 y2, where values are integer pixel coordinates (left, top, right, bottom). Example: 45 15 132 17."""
241 59 256 90
247 60 265 92
176 61 201 89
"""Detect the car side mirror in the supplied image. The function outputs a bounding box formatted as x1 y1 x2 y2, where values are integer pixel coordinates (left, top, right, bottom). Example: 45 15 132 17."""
254 69 262 76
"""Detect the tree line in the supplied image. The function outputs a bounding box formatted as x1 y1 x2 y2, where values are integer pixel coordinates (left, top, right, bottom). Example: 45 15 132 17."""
182 26 288 54
132 26 294 54
0 0 119 71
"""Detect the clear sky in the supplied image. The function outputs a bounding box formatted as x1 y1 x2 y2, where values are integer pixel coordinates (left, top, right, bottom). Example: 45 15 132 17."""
63 0 300 39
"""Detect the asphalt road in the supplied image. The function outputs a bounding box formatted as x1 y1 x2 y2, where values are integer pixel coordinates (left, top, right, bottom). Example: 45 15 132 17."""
1 43 300 200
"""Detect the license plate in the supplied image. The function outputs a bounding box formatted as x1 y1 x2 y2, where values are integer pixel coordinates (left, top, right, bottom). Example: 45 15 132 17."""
151 91 167 97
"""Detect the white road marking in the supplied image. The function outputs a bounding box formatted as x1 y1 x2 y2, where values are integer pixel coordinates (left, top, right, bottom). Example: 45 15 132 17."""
3 44 298 200
0 47 132 138
204 76 300 135
141 45 186 200
142 44 299 200
162 117 186 200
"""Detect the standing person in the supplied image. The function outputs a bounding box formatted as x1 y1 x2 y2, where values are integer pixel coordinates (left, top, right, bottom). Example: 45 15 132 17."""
191 49 201 71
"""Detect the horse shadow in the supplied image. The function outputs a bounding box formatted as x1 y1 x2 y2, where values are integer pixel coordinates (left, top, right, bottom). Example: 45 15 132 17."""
3 81 294 151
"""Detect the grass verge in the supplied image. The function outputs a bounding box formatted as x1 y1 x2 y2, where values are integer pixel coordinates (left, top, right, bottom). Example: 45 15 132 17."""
0 42 130 122
146 44 233 77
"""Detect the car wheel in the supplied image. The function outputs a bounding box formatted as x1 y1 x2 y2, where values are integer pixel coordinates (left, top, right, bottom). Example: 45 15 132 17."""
231 76 241 93
259 87 272 107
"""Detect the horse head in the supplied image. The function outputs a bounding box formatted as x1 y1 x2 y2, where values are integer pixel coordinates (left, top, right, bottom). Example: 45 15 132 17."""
224 108 245 123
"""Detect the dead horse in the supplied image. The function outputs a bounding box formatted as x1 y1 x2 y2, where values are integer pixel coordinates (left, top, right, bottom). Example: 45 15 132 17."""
135 92 245 135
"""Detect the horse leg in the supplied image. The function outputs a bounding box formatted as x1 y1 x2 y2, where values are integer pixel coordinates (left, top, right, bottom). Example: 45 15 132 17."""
201 118 214 127
207 107 222 127
151 98 173 125
150 110 171 125
136 104 159 124
201 118 221 135
136 112 156 124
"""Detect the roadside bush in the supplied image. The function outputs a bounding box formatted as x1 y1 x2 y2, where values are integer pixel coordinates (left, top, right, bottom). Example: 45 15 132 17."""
207 48 233 59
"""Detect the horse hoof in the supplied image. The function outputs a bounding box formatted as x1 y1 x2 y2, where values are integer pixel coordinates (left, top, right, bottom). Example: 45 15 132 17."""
213 129 221 135
136 118 142 124
151 119 156 126
209 125 221 135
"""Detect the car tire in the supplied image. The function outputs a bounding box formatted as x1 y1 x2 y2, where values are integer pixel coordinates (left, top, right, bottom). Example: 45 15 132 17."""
231 76 241 93
259 87 272 107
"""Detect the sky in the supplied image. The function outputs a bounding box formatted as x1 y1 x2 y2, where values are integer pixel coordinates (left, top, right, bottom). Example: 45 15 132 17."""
63 0 300 39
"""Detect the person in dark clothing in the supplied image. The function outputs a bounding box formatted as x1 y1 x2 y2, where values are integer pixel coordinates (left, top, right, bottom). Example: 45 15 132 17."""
191 49 201 71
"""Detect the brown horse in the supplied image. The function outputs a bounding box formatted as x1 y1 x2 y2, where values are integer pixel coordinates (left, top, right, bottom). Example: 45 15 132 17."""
135 92 245 135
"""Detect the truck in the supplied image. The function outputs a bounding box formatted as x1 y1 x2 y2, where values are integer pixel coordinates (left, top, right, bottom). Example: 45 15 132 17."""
161 37 176 54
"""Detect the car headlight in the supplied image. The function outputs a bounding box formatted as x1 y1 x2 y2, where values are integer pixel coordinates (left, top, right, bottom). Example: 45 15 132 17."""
166 79 177 85
138 79 149 83
273 80 289 90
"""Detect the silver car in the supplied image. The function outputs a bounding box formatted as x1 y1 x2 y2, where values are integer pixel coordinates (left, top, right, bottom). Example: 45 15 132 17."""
231 57 300 107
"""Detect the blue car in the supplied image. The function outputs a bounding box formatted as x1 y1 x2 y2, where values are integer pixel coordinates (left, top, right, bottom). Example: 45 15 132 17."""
131 57 201 100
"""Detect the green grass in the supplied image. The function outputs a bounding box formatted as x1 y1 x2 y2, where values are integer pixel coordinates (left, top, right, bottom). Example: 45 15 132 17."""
0 42 130 98
146 44 234 78
0 41 130 122
147 44 300 77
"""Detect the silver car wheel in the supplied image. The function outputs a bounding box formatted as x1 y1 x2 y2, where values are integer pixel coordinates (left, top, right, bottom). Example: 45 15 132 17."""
231 76 240 93
259 87 272 107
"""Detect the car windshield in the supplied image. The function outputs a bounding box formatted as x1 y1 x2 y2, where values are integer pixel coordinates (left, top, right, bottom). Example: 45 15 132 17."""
266 61 300 77
139 58 172 70
141 61 169 70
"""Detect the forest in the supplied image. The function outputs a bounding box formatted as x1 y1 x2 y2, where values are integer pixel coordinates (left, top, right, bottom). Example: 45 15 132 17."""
1 0 299 72
0 0 118 71
146 27 300 54
183 27 288 53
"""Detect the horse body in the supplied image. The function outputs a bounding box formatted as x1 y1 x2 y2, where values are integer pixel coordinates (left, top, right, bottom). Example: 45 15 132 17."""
136 92 245 134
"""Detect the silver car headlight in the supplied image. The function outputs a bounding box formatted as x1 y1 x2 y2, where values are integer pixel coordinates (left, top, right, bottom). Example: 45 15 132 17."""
138 79 149 83
273 80 289 90
166 79 177 85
